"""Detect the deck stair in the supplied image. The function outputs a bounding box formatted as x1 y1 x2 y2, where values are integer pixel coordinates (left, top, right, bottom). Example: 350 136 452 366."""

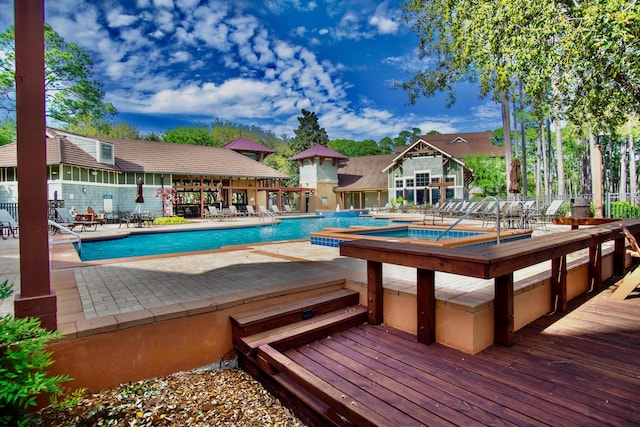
230 288 369 426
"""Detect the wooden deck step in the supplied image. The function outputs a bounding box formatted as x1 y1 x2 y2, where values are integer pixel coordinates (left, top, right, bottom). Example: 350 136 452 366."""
231 288 360 340
238 305 367 356
258 344 394 427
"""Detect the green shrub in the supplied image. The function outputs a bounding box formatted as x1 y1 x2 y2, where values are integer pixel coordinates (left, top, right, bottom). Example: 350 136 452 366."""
610 201 640 219
154 216 185 225
0 280 69 426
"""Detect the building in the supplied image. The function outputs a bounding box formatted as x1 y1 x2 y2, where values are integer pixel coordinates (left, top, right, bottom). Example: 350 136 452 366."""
295 131 503 211
0 129 310 218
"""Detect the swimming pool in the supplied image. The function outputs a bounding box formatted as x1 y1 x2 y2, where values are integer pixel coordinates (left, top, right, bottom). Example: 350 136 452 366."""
76 215 395 261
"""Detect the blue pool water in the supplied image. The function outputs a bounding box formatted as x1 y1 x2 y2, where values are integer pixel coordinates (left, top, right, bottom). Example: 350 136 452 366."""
77 216 394 261
358 228 483 240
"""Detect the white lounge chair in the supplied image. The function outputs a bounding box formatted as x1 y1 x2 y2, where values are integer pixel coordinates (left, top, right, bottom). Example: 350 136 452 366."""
246 205 257 216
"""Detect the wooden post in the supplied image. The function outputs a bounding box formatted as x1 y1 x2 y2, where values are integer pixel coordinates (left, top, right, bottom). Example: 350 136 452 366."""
589 244 602 291
494 273 514 346
366 260 383 325
416 268 435 344
551 256 568 312
614 236 625 277
13 0 57 330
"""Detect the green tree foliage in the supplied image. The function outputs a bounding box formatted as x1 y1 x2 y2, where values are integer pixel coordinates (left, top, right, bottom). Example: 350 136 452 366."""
163 124 216 146
464 154 507 197
289 109 329 154
329 139 383 157
63 114 141 140
0 24 116 124
0 280 69 426
0 116 16 145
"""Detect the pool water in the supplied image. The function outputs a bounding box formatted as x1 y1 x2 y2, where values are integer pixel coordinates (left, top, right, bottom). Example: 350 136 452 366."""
359 228 483 240
76 216 394 261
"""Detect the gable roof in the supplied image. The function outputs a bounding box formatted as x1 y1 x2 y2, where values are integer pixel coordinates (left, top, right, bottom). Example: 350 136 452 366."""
222 136 275 153
385 131 502 172
289 144 348 161
335 154 395 191
418 131 503 158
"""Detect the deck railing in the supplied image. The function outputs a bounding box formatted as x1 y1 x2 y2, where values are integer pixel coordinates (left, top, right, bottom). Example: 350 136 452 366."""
340 220 640 347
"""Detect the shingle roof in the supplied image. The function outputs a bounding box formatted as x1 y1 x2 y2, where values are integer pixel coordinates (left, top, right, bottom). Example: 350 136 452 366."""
0 137 121 171
290 144 348 161
102 137 287 178
222 136 275 153
414 131 503 159
335 154 394 191
0 130 288 179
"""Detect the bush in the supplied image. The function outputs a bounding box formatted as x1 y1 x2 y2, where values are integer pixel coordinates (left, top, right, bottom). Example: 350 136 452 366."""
0 280 69 426
155 216 185 225
610 201 640 219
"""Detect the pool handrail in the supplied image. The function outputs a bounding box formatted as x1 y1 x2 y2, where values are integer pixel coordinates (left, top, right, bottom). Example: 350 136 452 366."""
259 207 277 224
48 219 82 256
435 196 501 243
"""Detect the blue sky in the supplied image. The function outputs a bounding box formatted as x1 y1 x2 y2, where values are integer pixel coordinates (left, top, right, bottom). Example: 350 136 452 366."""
0 0 503 140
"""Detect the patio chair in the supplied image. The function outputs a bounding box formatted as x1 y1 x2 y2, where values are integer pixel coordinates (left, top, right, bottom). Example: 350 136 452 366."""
538 199 565 229
54 207 76 227
229 205 244 218
283 204 298 214
246 205 257 216
270 205 282 215
0 209 18 239
86 206 105 225
207 206 220 221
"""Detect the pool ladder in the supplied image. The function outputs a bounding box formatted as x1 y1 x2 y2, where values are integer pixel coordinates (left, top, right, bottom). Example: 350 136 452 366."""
48 220 82 256
433 196 501 243
259 209 277 225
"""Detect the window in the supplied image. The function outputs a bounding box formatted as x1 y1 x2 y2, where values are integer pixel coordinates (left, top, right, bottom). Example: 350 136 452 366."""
445 177 455 184
416 173 430 187
99 142 114 164
405 179 414 187
394 179 403 188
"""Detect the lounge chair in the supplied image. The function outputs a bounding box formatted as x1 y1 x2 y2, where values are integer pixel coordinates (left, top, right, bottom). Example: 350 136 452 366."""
229 205 244 217
0 209 18 239
207 206 220 221
270 205 282 215
246 205 257 216
283 204 298 214
538 200 565 229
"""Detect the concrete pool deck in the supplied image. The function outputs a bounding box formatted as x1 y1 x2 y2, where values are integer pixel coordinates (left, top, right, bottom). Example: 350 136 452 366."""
0 213 595 335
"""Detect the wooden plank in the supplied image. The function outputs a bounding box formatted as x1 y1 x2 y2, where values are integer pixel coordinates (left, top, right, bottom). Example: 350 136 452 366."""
258 344 396 427
416 268 435 344
231 288 358 336
611 267 640 300
589 244 602 291
241 306 367 353
327 329 545 426
551 255 567 312
290 345 449 426
350 325 591 426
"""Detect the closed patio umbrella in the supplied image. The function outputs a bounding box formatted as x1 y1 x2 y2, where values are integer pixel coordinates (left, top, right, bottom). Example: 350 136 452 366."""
135 178 144 203
509 158 521 194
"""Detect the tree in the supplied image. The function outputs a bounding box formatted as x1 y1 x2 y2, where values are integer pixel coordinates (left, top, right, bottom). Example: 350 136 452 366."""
289 109 329 154
399 0 640 201
0 117 15 146
329 139 382 157
62 114 141 140
163 124 215 146
464 154 507 197
0 24 116 124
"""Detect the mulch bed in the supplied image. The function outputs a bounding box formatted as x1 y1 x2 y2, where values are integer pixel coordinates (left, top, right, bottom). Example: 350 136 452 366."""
38 368 305 426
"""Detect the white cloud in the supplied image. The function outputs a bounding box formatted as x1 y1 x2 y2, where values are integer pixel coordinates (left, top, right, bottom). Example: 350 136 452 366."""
170 51 191 63
106 9 138 28
153 0 174 9
368 1 400 35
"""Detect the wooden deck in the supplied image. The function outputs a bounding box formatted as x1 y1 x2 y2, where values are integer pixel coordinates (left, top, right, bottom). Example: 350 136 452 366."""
238 286 640 426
